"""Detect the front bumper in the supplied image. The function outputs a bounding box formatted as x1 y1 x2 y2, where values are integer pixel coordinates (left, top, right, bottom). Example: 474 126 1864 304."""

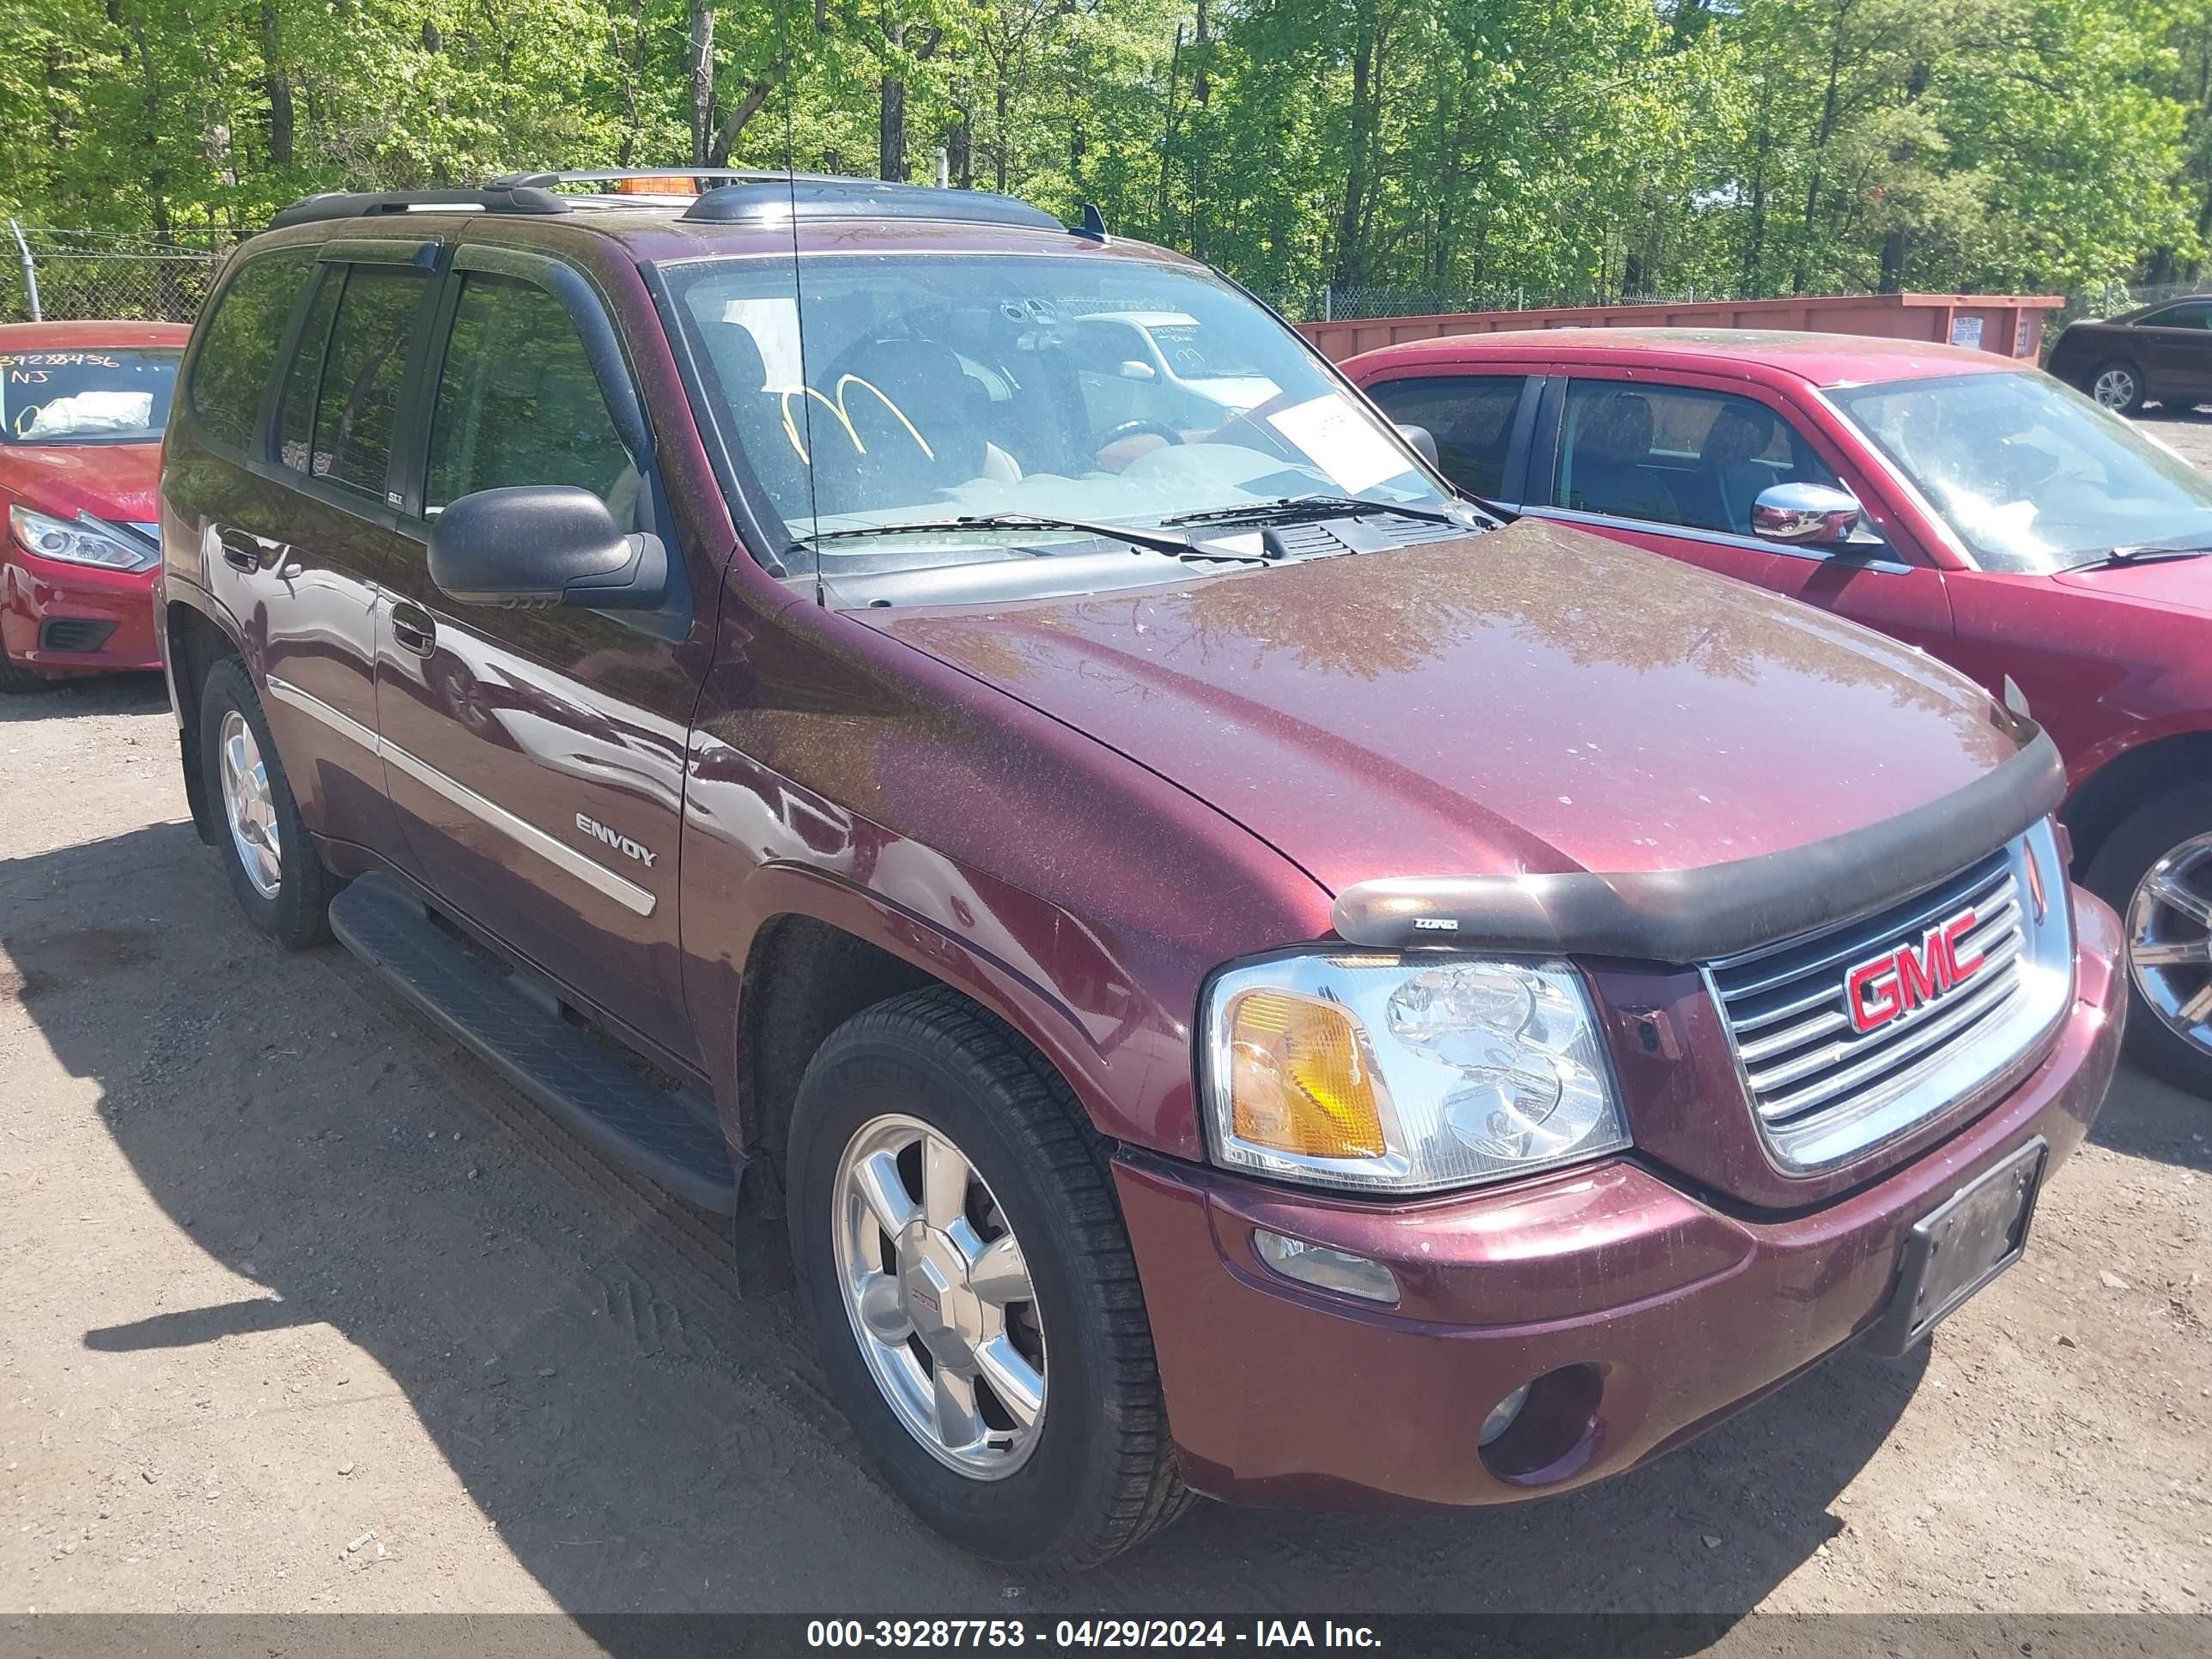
1 542 161 677
1115 888 2124 1509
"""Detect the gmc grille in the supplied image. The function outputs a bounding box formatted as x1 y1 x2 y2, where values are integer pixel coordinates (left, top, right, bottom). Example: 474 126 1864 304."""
1705 826 2073 1174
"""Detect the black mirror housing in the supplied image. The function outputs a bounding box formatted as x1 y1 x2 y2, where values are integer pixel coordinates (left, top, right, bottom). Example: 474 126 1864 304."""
1395 422 1441 469
428 485 669 611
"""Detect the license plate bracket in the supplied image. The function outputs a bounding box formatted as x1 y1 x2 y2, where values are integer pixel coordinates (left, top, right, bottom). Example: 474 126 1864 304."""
1868 1136 2047 1357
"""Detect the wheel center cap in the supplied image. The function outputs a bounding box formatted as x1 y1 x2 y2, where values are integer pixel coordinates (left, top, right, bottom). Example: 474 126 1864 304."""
901 1225 982 1366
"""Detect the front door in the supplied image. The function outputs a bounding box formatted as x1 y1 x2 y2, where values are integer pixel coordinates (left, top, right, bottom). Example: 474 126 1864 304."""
371 252 706 1062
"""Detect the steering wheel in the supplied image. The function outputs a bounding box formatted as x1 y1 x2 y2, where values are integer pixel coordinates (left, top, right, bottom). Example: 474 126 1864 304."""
1095 420 1184 460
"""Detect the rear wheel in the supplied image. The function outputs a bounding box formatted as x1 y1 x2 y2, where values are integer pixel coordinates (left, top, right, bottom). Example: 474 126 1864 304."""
2086 784 2212 1097
2088 359 2147 415
198 658 333 948
787 988 1190 1566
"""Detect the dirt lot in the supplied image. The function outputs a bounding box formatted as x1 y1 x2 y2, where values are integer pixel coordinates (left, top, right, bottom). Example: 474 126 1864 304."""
1 659 2209 1625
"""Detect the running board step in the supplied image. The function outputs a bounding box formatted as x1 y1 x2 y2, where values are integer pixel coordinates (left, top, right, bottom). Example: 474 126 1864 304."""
329 872 738 1213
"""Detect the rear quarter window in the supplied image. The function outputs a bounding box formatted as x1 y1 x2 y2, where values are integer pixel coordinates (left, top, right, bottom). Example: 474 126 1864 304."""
187 249 317 451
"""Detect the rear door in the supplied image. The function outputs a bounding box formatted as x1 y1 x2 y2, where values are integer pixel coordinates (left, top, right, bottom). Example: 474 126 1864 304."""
2126 301 2212 404
371 246 705 1062
189 240 434 860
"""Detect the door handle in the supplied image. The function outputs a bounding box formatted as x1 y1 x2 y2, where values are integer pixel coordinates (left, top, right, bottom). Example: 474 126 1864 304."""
216 529 264 573
388 604 436 657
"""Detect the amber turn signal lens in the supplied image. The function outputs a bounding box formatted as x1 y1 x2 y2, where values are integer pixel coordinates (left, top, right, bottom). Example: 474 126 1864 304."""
1227 989 1389 1159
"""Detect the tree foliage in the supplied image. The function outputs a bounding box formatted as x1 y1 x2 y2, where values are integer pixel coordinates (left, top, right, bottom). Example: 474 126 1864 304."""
0 0 2204 301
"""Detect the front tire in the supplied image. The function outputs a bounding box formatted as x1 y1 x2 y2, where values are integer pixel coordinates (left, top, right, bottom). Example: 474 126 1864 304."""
197 658 333 949
0 635 54 694
2086 784 2212 1096
787 988 1190 1567
2088 359 2148 416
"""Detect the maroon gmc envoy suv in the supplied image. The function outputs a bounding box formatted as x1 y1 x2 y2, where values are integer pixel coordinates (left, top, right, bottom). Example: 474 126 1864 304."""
156 172 2124 1567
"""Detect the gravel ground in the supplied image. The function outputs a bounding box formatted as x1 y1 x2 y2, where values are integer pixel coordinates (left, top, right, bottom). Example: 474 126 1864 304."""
1 665 2208 1626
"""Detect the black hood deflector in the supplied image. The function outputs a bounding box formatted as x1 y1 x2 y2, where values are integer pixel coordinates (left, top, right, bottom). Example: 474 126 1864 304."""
1332 727 2067 963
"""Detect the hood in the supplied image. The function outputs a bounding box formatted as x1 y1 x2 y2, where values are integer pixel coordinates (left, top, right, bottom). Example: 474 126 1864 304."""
861 520 2027 897
0 440 163 526
2051 556 2212 619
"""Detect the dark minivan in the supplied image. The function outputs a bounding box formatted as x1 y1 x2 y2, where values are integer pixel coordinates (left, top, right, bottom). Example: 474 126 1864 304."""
158 171 2121 1567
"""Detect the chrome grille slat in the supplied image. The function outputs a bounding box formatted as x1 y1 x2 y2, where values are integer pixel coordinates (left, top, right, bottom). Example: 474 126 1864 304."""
1754 947 2025 1116
1704 828 2072 1175
1711 853 2010 1001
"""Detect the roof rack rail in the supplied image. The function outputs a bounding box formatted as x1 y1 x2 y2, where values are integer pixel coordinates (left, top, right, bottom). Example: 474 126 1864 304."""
680 176 1065 233
268 170 1073 236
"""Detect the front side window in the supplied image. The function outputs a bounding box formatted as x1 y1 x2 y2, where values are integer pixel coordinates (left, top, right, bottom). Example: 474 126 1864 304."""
185 248 316 450
1832 368 2212 572
426 273 637 525
1364 374 1527 498
2 345 180 445
663 252 1449 578
303 264 427 496
2136 301 2212 330
1553 380 1838 536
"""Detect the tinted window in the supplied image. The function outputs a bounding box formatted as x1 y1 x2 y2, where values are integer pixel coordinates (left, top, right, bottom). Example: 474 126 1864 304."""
308 265 427 496
2137 301 2212 330
1364 374 1527 497
188 250 315 450
426 274 637 523
275 270 342 473
1554 380 1838 535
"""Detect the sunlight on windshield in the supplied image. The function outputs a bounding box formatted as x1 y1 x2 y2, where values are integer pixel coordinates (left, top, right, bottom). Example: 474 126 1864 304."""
1831 370 2212 572
665 252 1444 562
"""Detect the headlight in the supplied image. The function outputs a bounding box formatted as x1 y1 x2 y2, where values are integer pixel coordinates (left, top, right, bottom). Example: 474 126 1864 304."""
9 505 154 571
1200 953 1629 1194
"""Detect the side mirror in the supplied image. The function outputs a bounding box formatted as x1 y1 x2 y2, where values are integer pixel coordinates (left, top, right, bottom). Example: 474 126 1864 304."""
1116 359 1158 381
428 485 667 611
1395 422 1441 469
1751 482 1863 547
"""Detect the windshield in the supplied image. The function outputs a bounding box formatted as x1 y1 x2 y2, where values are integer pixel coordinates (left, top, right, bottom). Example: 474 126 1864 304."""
1829 369 2212 573
664 252 1449 577
0 347 179 445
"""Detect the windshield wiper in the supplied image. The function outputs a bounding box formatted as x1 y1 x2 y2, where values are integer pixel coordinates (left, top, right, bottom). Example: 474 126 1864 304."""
2070 542 2212 570
1158 495 1473 530
799 513 1273 563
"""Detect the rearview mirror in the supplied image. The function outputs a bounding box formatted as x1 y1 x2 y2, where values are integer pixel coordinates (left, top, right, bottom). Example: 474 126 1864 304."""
1395 422 1441 469
1116 359 1158 381
1751 482 1863 547
428 485 668 611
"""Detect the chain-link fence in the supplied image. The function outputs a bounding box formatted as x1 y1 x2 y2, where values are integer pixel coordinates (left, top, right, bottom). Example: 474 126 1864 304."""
2 225 230 325
1252 282 1795 324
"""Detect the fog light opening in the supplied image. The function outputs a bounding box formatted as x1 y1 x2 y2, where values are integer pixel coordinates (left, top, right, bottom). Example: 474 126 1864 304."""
1478 1363 1606 1486
1478 1382 1532 1447
1252 1229 1401 1305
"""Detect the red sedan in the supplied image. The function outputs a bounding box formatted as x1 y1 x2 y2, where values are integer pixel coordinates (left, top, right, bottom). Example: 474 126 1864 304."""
2 319 185 690
1345 328 2212 1095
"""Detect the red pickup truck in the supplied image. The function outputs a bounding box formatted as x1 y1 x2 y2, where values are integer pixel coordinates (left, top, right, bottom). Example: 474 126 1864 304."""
1348 330 2212 1098
157 179 2120 1565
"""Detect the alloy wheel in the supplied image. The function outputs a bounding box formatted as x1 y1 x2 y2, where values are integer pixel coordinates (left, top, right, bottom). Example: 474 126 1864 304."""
2093 366 2139 410
2126 831 2212 1054
830 1113 1048 1479
217 708 283 899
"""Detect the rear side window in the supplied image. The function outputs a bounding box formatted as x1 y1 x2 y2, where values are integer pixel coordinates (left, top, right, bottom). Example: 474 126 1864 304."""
188 250 316 450
298 265 428 496
2137 301 2212 330
275 271 342 474
1364 374 1528 498
425 273 637 523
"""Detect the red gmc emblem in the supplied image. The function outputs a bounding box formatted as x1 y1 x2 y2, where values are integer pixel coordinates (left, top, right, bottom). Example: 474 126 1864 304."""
1844 908 1987 1034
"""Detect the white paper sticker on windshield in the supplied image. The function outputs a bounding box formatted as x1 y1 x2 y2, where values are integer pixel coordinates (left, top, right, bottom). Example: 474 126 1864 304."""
1267 392 1412 495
